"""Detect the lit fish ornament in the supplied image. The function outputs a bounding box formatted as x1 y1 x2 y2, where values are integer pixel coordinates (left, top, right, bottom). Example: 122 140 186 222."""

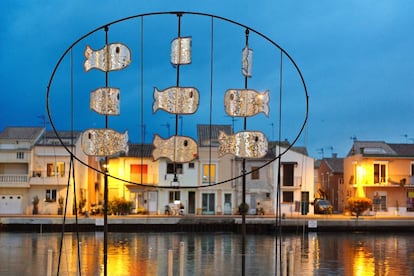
152 135 198 163
224 89 269 117
171 37 192 65
84 43 131 72
90 87 120 115
218 131 268 158
153 86 199 114
81 129 128 156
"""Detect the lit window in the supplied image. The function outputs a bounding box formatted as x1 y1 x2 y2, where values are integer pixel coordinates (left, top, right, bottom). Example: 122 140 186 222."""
46 189 57 202
202 164 216 183
47 162 65 177
373 162 387 184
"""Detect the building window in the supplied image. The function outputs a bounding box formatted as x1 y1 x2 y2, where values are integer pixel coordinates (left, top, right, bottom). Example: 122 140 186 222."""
411 162 414 176
373 162 387 184
282 191 294 203
167 163 183 174
202 164 216 183
46 189 57 202
130 164 148 183
16 152 24 159
251 167 260 180
169 191 180 203
47 162 65 177
188 162 195 169
282 163 294 186
373 192 387 211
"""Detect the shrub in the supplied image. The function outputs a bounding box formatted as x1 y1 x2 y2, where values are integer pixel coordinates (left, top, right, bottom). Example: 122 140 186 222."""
348 197 372 218
238 203 249 215
108 198 133 215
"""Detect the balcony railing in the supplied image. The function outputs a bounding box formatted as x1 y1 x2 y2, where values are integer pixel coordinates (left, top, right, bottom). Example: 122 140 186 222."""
352 175 414 187
0 174 29 187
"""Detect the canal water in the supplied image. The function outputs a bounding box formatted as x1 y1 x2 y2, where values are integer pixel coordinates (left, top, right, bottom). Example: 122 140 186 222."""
0 231 413 275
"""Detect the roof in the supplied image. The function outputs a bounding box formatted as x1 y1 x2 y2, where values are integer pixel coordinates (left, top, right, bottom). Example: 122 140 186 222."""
348 141 414 157
197 124 232 146
36 130 82 146
0 127 44 141
322 157 344 173
120 143 154 158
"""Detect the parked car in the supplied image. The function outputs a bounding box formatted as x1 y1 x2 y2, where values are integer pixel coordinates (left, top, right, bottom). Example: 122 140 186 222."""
314 199 333 214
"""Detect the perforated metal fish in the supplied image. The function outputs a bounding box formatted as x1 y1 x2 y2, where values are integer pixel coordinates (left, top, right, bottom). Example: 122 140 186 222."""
81 129 128 156
152 135 198 163
153 86 199 114
90 87 120 115
171 37 191 65
242 46 253 77
84 43 131 72
218 131 268 158
224 89 269 117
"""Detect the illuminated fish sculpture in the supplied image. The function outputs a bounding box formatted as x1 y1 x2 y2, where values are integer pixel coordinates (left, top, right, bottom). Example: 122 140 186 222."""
218 131 268 158
84 43 131 72
171 37 191 65
242 46 253 77
152 135 198 163
153 86 199 114
224 89 269 117
90 87 120 115
82 129 128 156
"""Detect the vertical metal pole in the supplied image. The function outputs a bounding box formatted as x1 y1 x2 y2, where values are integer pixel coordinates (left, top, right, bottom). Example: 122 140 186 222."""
103 25 109 276
241 28 250 276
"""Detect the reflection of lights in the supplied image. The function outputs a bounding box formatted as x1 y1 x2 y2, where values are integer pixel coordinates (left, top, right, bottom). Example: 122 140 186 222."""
353 248 374 276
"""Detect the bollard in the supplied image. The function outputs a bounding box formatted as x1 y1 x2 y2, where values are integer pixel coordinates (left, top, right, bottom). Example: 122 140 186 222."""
168 249 173 276
46 249 53 276
288 250 294 276
179 241 184 276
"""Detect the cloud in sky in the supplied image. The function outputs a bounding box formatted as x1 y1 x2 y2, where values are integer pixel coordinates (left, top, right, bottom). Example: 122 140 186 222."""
1 1 413 158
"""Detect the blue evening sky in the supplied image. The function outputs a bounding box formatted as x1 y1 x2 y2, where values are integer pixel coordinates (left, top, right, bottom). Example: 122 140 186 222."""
1 1 413 158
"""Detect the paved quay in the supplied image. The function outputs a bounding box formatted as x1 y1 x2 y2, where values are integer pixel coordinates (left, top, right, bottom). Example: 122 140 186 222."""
1 214 414 233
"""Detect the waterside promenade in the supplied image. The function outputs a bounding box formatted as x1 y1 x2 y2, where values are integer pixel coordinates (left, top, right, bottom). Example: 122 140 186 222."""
1 214 414 233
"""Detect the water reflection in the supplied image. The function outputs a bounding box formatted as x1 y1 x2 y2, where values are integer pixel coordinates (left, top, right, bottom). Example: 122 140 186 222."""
0 232 413 275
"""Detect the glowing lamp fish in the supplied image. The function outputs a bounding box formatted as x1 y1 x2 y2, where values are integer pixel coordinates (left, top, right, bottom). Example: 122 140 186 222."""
171 37 191 65
152 135 198 163
81 128 128 156
153 86 199 114
218 131 268 158
84 43 131 72
90 87 120 115
224 89 269 117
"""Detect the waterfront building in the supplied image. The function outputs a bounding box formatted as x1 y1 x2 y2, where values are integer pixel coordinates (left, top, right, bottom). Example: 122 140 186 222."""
344 140 414 216
317 154 344 212
0 127 90 215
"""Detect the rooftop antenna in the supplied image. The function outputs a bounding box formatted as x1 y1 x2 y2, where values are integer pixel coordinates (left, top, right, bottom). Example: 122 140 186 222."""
317 148 324 159
350 135 357 142
401 134 409 143
326 146 334 156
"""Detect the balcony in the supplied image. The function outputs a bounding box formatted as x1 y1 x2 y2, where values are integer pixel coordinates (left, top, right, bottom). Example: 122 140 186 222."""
0 174 29 188
352 175 414 188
